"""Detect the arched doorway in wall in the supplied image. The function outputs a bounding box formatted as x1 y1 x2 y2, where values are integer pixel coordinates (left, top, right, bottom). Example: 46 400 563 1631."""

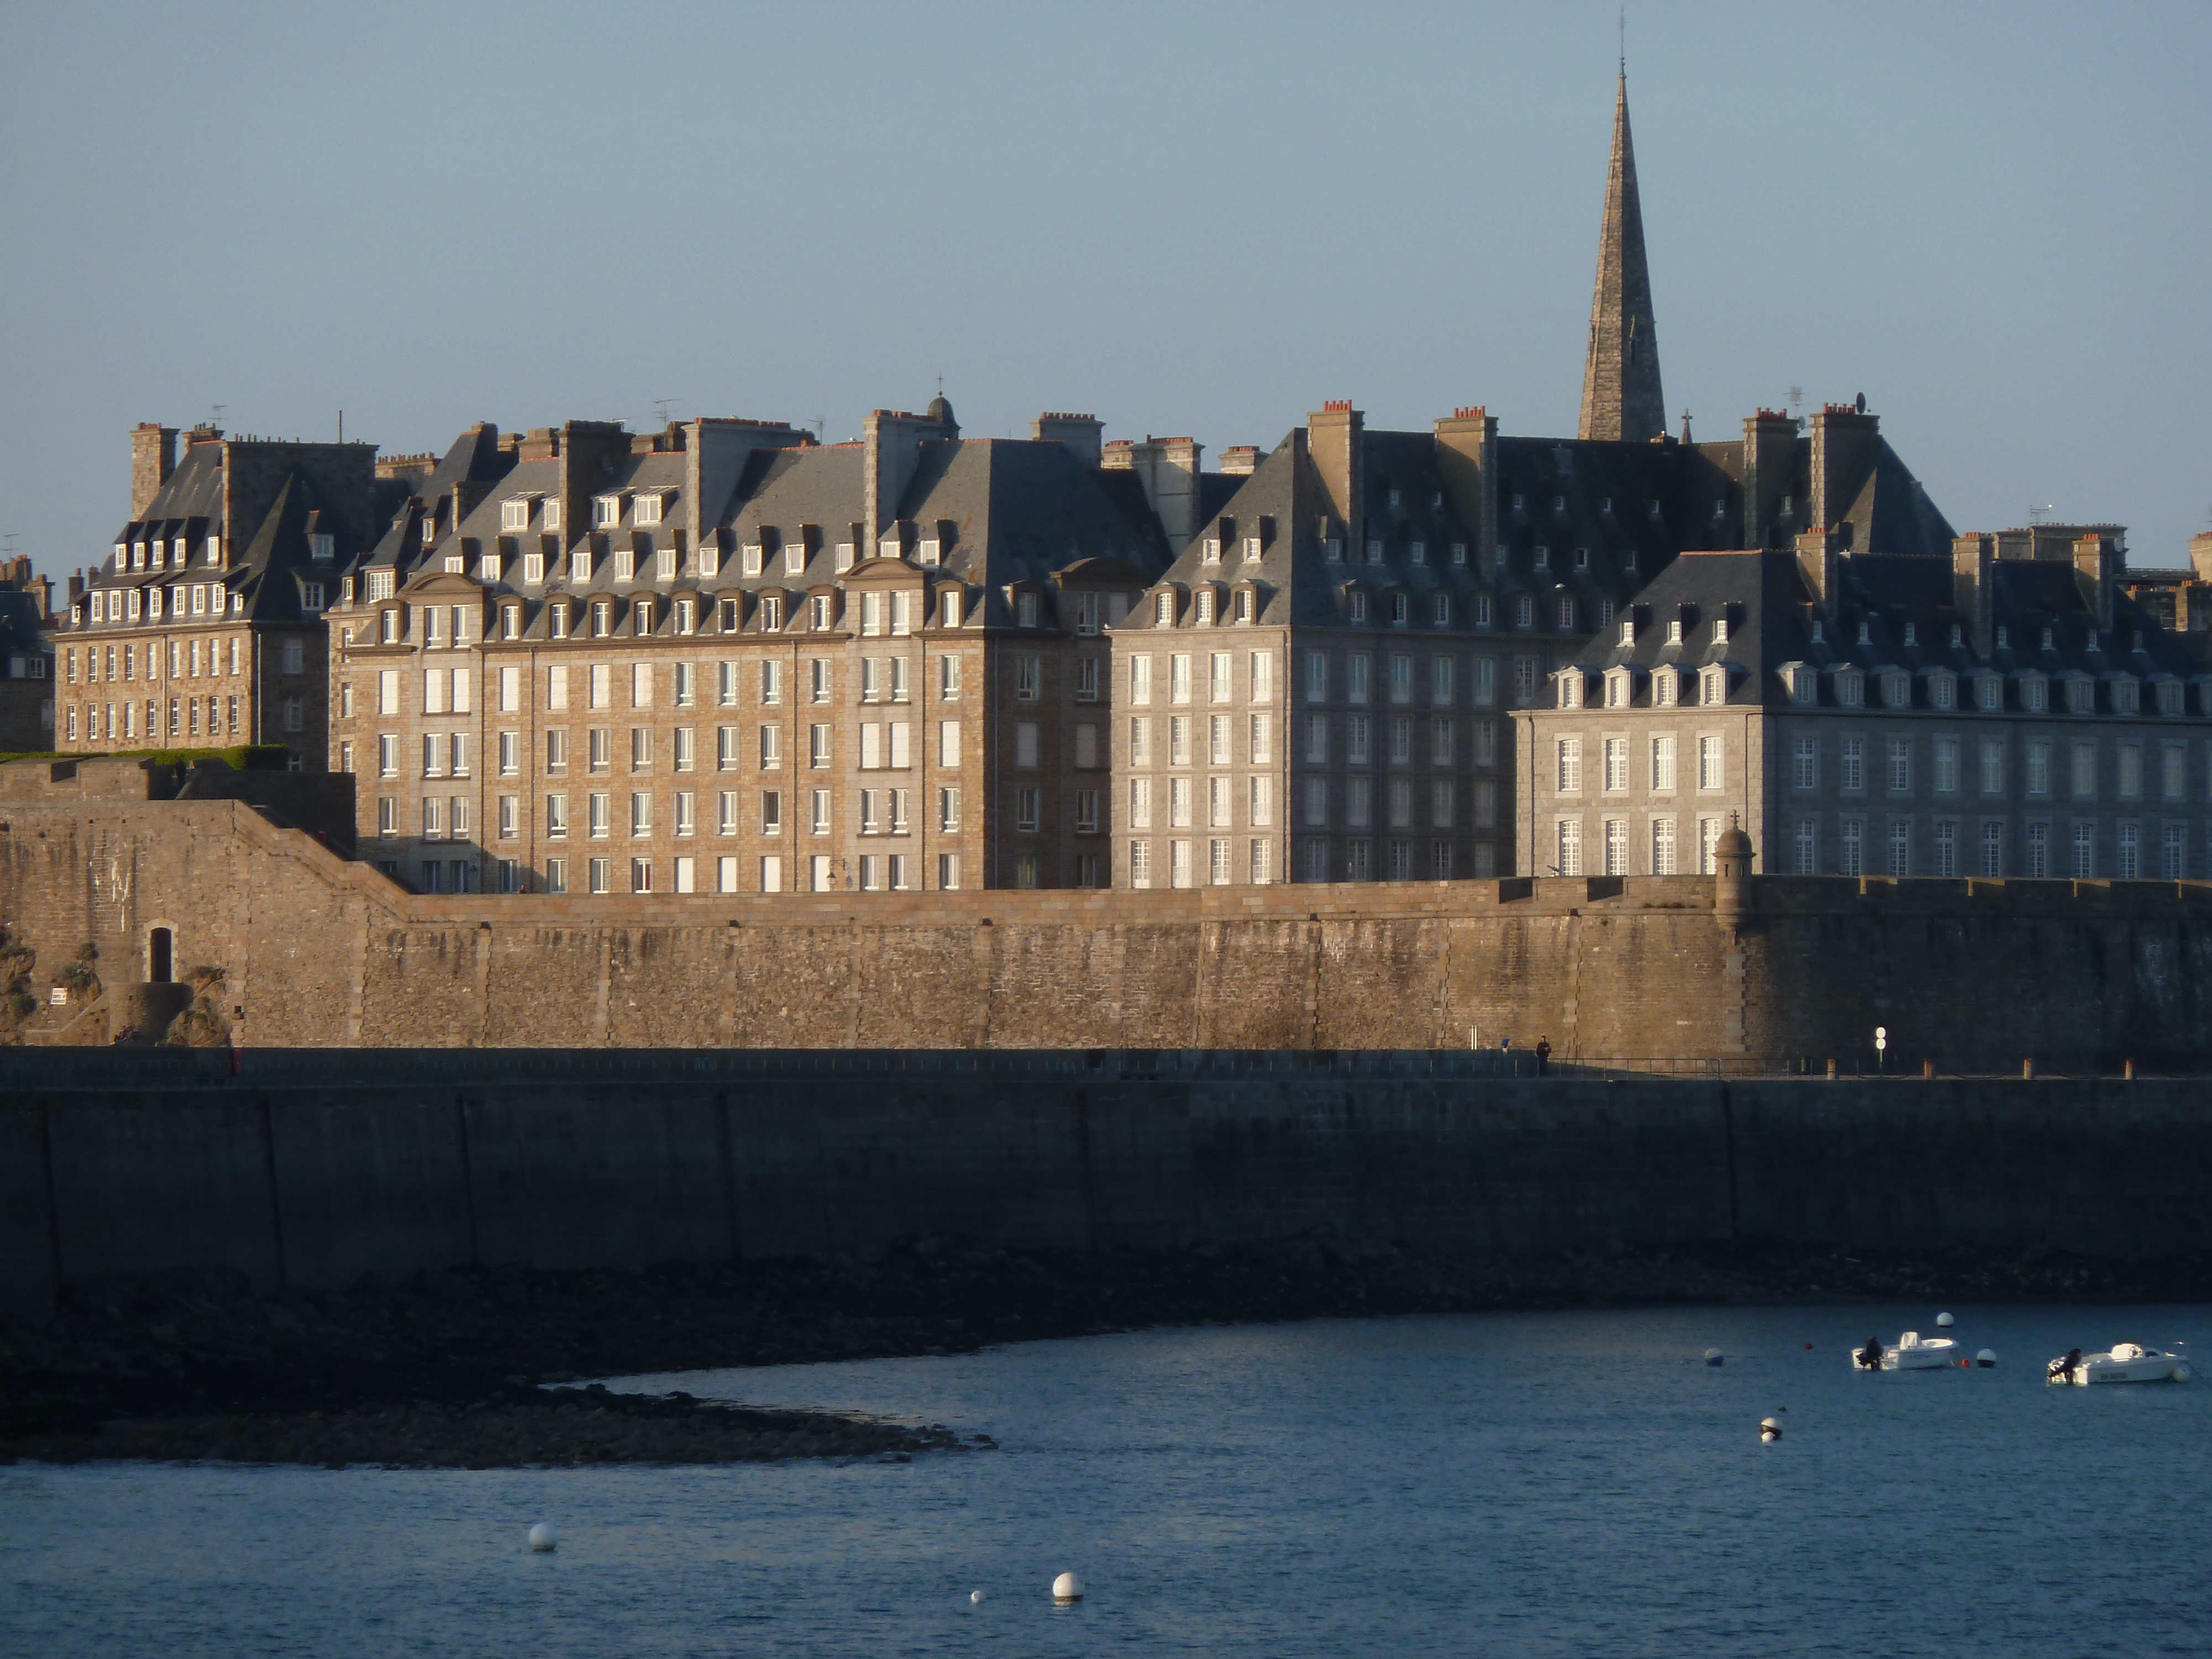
149 927 174 984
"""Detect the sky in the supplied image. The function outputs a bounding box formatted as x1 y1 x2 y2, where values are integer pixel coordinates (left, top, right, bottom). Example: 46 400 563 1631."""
2 1 2206 587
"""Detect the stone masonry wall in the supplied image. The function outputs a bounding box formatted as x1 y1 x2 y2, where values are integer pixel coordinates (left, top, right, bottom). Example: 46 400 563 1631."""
5 778 2212 1069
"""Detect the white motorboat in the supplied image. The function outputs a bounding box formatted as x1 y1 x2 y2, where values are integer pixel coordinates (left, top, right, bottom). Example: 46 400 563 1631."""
2046 1342 2194 1386
1851 1331 1961 1371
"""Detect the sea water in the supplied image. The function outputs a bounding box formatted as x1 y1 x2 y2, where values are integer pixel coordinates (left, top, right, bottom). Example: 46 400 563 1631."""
2 1304 2206 1656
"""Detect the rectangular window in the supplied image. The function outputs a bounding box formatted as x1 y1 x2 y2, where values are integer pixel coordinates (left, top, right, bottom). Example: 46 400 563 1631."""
1214 775 1237 828
1603 818 1627 877
1347 655 1370 705
1211 652 1233 703
1015 786 1041 833
1793 818 1817 874
2118 744 2143 800
1169 775 1192 828
674 791 695 837
545 794 570 839
1841 738 1864 794
1980 740 2004 795
1302 777 1327 827
1556 819 1582 877
2027 821 2049 879
1128 777 1151 828
1649 735 1676 793
1389 654 1412 704
810 724 831 768
2117 821 2140 880
2162 744 2187 802
1792 735 1817 790
1128 840 1151 889
1981 820 2004 877
547 666 569 711
1934 819 1957 878
630 727 651 771
1250 776 1274 826
588 792 611 838
940 786 962 831
1130 655 1151 705
1934 737 1959 794
2163 821 2185 880
1556 738 1582 792
1888 738 1911 794
2072 822 2095 878
1305 651 1328 702
1431 656 1454 706
1841 818 1864 878
1076 789 1100 834
1698 735 1723 791
2027 742 2051 796
1604 738 1627 792
1015 721 1041 768
755 854 779 893
811 790 831 834
1887 819 1911 876
756 790 778 836
2071 741 2096 800
1210 716 1232 766
1170 654 1191 703
1250 651 1274 701
1074 723 1099 770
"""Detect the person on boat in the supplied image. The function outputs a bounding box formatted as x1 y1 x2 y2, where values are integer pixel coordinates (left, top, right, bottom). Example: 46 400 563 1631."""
1858 1337 1885 1370
1535 1038 1552 1076
2052 1347 2083 1381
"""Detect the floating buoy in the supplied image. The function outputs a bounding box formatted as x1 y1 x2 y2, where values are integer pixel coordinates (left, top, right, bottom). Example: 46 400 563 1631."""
1976 1349 1997 1368
1803 1342 1813 1350
1704 1348 1724 1366
1760 1417 1782 1443
971 1590 985 1604
1052 1571 1084 1603
528 1522 559 1553
1936 1312 1955 1328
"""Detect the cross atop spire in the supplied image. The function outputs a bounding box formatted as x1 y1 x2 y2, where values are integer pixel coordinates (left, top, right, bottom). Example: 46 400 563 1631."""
1577 69 1666 444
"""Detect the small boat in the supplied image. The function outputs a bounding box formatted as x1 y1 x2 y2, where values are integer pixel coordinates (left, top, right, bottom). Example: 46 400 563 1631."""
2046 1343 2194 1386
1851 1331 1961 1371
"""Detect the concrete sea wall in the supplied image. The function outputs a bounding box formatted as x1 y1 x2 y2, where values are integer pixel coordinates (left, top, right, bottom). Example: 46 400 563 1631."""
4 1053 2207 1314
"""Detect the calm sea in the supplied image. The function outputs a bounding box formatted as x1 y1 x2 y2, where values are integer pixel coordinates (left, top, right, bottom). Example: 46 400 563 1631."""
3 1304 2206 1656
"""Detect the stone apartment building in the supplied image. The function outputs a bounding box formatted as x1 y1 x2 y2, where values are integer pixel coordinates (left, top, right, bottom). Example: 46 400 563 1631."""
1519 526 2212 881
0 556 57 753
54 424 382 767
327 403 1170 894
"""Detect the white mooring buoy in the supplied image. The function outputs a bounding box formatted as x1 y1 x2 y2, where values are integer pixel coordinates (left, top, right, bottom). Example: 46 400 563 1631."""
1760 1417 1782 1443
1053 1571 1084 1603
1936 1312 1955 1328
1704 1348 1724 1366
1976 1349 1997 1368
528 1522 559 1553
971 1590 985 1604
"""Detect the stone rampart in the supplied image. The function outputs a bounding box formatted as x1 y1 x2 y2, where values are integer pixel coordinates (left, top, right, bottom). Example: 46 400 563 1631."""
6 781 2212 1069
3 1058 2207 1313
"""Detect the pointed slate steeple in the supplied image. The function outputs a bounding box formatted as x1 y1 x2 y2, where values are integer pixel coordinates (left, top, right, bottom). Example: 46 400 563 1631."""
1577 72 1665 444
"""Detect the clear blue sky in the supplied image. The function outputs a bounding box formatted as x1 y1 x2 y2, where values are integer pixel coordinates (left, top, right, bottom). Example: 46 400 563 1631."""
3 2 2205 585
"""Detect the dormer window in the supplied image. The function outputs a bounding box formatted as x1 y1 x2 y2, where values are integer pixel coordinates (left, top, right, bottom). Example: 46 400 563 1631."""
1604 670 1630 708
1432 594 1450 627
545 500 561 531
367 569 395 601
1018 591 1041 628
1387 488 1402 508
2156 680 2183 717
1191 589 1213 625
1949 623 1964 648
551 602 571 639
1556 597 1575 631
478 550 500 582
500 499 531 531
1348 591 1369 624
1619 619 1634 646
1202 536 1222 562
1243 535 1262 561
594 495 622 528
1929 673 1955 711
1511 494 1525 512
1975 674 2001 712
421 519 438 547
1667 619 1683 645
1365 539 1384 564
1702 667 1727 706
443 554 466 574
635 493 664 527
591 601 611 637
1903 622 1917 648
633 598 655 635
1573 546 1589 570
502 604 521 639
1623 547 1639 572
1996 626 2009 650
1552 495 1566 515
380 608 398 643
1155 591 1175 625
1856 620 1872 646
781 539 805 576
1389 593 1408 627
2041 627 2055 651
613 550 635 582
1451 541 1468 566
206 536 223 566
1881 671 1910 709
1714 616 1730 646
938 590 959 628
1786 665 1816 706
1653 667 1678 707
1533 545 1550 571
306 533 333 563
1837 668 1864 709
523 552 545 585
760 595 784 631
1647 500 1661 520
1235 588 1255 624
2021 677 2047 713
1810 619 1825 644
1557 671 1584 709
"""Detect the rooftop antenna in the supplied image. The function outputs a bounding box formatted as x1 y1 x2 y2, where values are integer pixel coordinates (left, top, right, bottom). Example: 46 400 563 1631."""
210 403 227 429
2028 505 2054 525
1787 385 1804 417
653 398 679 427
809 415 826 442
1619 7 1626 75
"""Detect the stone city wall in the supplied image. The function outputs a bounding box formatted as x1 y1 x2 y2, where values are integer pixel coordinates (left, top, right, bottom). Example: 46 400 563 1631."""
5 769 2212 1068
2 1058 2207 1312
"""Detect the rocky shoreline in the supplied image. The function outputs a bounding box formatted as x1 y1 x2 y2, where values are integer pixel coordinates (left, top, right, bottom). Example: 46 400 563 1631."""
3 1236 2204 1467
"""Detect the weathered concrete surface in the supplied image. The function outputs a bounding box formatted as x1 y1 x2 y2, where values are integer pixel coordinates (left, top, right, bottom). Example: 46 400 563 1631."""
5 1063 2207 1313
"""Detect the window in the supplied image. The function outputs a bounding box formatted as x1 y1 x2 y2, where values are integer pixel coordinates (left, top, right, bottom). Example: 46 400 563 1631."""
755 791 776 836
2117 821 2140 880
2070 741 2097 800
811 790 831 834
2162 744 2187 801
1604 738 1627 792
1793 819 1818 874
1015 721 1041 769
1347 655 1370 705
1603 818 1627 876
1015 654 1041 701
1347 716 1370 766
1556 738 1582 793
2072 822 2095 879
2026 742 2051 796
1698 735 1722 791
1556 819 1582 876
2118 744 2143 800
1170 654 1192 703
1933 820 1957 878
1979 740 2004 795
1792 736 1817 790
1981 821 2004 877
1650 735 1677 793
1432 717 1453 766
2163 821 2185 880
2026 821 2049 879
1886 820 1911 877
1699 818 1723 876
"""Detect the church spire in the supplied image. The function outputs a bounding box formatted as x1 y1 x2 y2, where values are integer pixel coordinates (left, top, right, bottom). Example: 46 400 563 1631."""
1577 70 1666 444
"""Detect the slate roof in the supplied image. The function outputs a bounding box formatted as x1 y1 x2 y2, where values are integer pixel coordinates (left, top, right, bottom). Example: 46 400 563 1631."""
1569 547 2204 709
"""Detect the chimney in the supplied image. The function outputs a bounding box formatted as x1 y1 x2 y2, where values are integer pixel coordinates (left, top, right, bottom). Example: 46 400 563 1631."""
1029 413 1104 468
1796 529 1844 610
685 418 810 550
2190 530 2212 585
2073 530 2122 630
67 571 85 607
1117 436 1204 550
1218 445 1262 477
1743 410 1798 549
1952 534 1995 657
555 420 630 561
1432 406 1498 570
131 422 178 518
1807 404 1880 533
864 410 940 541
1307 402 1364 562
